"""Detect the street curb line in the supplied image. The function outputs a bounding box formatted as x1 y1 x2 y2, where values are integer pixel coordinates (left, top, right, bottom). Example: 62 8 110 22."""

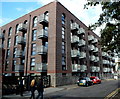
104 88 120 99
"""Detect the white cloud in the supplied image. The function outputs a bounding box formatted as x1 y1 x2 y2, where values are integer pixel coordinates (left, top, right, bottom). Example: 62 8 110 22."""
36 0 102 36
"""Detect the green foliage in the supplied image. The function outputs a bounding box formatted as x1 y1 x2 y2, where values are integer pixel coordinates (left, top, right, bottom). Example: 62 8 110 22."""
84 1 120 52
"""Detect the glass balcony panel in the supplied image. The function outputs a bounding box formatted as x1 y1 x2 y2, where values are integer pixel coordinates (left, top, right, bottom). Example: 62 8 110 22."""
36 63 47 72
37 45 48 55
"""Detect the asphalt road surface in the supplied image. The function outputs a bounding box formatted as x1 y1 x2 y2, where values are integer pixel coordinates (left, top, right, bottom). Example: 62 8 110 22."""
45 80 120 99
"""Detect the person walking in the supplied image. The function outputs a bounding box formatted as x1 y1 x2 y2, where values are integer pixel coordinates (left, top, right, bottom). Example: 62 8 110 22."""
36 78 44 99
30 79 36 99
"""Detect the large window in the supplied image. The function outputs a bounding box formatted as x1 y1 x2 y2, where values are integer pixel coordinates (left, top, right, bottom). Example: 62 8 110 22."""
8 27 12 36
44 11 49 21
33 16 37 27
32 29 37 41
13 60 16 71
30 58 35 71
31 43 36 56
14 36 18 45
5 61 9 71
15 24 19 34
7 38 11 48
6 49 10 58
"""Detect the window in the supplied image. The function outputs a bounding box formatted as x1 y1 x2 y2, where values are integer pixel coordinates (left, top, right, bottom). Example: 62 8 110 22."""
62 14 65 25
32 30 37 41
6 49 10 58
62 27 65 39
31 43 36 56
62 57 66 65
16 24 19 34
7 38 11 48
44 11 49 21
14 36 18 45
8 27 12 36
33 16 37 27
62 42 65 54
30 58 35 71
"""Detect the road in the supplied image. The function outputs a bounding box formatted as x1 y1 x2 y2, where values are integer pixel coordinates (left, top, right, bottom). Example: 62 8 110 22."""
45 80 120 98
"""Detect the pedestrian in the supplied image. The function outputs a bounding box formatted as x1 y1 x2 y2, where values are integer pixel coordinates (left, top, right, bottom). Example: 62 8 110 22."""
19 77 24 96
36 78 44 99
17 77 24 96
30 79 36 99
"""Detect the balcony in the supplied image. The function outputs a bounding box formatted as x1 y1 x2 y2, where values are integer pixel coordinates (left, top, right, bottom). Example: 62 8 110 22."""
36 63 47 72
90 55 96 61
93 47 98 53
102 52 107 57
103 60 108 64
38 14 48 26
103 68 108 72
79 52 86 59
37 29 48 39
88 35 94 41
78 28 85 35
71 22 79 31
78 39 85 46
71 36 79 43
18 23 27 32
80 65 87 72
94 57 99 62
72 64 80 72
16 50 24 58
71 50 80 58
89 45 95 51
37 45 48 55
17 36 26 44
0 32 4 39
92 38 98 43
91 66 96 72
96 67 100 72
15 65 24 72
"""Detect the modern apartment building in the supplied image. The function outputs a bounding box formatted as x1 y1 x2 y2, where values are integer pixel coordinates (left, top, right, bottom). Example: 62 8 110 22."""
0 0 115 87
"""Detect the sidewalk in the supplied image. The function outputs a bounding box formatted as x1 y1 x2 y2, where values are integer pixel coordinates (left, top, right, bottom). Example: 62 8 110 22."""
2 84 78 99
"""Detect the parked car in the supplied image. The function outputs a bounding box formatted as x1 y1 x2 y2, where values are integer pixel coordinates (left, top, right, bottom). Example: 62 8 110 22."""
77 77 93 87
90 76 101 84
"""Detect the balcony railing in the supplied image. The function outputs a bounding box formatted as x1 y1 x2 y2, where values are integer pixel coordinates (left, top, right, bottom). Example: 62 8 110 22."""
17 36 26 44
38 14 48 26
90 55 96 61
93 47 98 53
94 57 99 62
71 50 80 58
18 23 27 32
16 50 24 58
37 45 48 55
102 52 107 57
91 66 96 72
78 39 85 46
72 64 80 72
89 45 95 51
79 52 86 59
92 38 98 43
15 65 24 72
37 29 48 39
78 28 85 35
80 65 87 72
71 35 79 43
71 22 79 31
36 63 47 72
88 35 94 41
103 68 108 72
96 67 100 72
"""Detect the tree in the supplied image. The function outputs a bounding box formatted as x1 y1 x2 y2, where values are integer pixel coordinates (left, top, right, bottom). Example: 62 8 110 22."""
84 1 120 53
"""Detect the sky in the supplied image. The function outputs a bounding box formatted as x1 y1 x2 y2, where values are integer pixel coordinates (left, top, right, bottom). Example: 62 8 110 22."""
0 0 103 36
